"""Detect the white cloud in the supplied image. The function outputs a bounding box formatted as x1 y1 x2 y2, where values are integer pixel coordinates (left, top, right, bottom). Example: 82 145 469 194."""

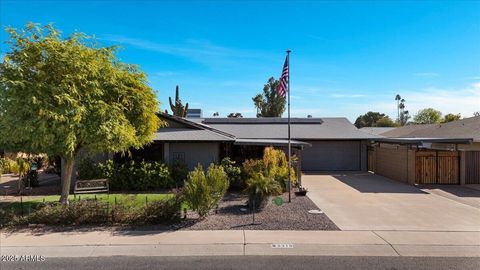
354 83 480 119
100 35 272 68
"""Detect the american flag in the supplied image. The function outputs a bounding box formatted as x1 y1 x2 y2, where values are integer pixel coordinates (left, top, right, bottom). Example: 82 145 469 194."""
276 55 289 98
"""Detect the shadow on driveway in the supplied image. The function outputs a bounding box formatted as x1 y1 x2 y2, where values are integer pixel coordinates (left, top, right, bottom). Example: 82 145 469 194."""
305 171 428 194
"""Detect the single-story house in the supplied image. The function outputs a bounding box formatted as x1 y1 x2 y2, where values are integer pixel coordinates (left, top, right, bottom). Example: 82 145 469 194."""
127 113 379 172
365 116 480 185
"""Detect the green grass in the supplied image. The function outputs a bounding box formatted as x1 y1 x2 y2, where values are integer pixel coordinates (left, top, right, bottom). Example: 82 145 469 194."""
1 193 187 214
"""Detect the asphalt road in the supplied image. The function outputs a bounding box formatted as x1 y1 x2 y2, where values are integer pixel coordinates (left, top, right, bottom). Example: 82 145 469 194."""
2 256 479 270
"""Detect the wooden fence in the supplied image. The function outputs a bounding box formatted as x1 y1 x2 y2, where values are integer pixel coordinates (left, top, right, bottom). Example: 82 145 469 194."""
415 151 459 184
465 151 480 184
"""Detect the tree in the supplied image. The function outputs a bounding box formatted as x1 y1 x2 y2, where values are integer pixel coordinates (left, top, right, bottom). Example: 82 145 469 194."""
474 112 480 117
395 94 401 121
442 113 461 123
212 112 219 117
375 117 396 127
227 112 243 118
253 77 286 117
12 158 30 194
0 24 162 204
397 97 410 126
413 108 443 124
168 85 189 117
354 111 395 128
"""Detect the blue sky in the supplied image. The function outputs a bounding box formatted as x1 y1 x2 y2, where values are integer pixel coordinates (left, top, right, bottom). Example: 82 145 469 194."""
1 0 479 121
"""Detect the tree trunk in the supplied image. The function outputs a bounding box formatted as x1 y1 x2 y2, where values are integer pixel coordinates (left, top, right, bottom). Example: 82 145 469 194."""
59 156 75 205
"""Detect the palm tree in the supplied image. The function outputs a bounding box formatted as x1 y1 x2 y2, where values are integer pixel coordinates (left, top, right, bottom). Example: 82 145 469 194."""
395 94 401 121
253 94 263 117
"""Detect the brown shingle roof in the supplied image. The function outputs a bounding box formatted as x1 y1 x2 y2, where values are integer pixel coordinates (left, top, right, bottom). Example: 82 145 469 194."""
381 116 480 142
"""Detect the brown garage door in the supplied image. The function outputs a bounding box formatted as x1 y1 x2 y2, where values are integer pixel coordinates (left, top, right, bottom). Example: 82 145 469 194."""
465 151 480 184
415 151 459 184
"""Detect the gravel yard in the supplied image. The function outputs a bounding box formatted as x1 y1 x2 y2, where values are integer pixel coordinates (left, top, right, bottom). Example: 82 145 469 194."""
181 192 339 231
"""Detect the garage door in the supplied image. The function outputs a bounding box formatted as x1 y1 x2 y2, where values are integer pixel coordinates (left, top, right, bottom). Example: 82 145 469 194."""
301 141 361 171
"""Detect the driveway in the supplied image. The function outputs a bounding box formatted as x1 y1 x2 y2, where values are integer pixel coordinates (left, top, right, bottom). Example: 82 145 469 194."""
303 172 480 231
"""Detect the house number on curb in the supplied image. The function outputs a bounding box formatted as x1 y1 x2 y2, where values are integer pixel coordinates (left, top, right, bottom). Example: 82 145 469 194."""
271 244 294 249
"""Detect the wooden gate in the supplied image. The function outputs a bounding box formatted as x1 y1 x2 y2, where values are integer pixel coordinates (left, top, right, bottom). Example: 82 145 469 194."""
415 151 459 184
465 151 480 184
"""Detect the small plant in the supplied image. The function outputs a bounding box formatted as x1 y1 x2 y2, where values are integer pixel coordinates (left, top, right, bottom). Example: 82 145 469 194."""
170 159 189 186
143 197 182 224
246 173 282 209
220 157 242 189
242 147 297 191
0 158 18 174
183 163 229 218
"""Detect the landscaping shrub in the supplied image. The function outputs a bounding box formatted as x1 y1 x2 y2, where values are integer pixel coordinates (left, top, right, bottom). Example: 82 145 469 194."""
220 157 242 189
78 157 104 180
143 197 182 224
109 161 173 191
242 147 297 190
263 147 297 188
170 159 189 186
242 147 297 207
0 158 18 174
242 159 265 179
245 172 282 208
183 164 229 218
17 200 110 225
77 158 174 191
3 195 181 226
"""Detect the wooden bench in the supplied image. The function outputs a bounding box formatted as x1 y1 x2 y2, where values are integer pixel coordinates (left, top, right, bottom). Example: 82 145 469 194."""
74 179 109 194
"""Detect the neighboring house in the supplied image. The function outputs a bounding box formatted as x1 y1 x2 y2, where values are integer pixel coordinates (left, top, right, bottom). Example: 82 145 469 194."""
360 127 396 136
127 113 378 172
367 116 480 185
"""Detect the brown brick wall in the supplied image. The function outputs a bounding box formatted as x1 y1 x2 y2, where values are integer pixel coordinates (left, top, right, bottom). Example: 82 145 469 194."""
375 145 409 183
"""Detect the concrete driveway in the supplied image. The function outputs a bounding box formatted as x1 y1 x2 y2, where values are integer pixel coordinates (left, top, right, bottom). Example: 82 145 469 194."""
303 172 480 231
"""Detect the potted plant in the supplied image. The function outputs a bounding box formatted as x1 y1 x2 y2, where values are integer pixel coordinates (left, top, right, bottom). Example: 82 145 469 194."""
295 186 308 196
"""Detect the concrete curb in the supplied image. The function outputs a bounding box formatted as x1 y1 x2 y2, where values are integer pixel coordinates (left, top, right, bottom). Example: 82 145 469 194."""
1 230 479 258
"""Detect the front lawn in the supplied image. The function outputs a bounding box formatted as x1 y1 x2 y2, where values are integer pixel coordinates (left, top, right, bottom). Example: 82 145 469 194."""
1 193 180 214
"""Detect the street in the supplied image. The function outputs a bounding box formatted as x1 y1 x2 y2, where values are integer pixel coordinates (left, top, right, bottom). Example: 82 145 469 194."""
2 256 479 270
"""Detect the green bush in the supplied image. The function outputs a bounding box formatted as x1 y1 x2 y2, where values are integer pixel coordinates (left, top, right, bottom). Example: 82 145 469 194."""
0 158 18 174
263 147 297 189
242 159 265 179
19 200 110 225
143 198 182 224
170 159 189 185
242 147 296 190
220 157 242 189
109 161 173 191
246 172 282 208
242 147 297 207
4 195 181 226
78 157 105 180
184 164 229 218
77 158 174 191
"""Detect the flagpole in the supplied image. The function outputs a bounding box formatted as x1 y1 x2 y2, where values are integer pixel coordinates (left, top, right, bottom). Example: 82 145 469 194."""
286 49 291 203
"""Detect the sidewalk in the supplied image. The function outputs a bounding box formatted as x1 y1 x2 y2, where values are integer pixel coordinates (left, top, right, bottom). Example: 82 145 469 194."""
1 230 479 258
